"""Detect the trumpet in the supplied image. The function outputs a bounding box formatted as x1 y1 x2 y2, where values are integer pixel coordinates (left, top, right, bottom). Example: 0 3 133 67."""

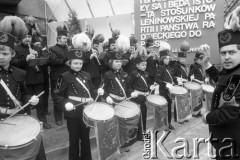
91 48 101 65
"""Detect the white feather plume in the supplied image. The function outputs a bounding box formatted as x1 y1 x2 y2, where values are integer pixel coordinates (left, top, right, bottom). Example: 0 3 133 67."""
159 41 171 52
116 35 130 53
72 32 91 51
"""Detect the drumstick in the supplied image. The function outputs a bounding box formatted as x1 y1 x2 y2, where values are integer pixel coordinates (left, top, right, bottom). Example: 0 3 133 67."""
193 79 204 84
150 82 157 95
0 121 16 126
5 91 45 120
113 102 133 109
74 101 88 108
90 84 105 111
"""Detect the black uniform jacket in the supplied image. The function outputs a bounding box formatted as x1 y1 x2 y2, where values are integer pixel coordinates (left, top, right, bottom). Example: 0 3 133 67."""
52 70 95 118
128 69 150 94
146 56 158 78
82 49 101 78
0 66 30 117
49 44 69 81
188 63 204 81
12 44 45 85
155 64 177 95
102 68 129 99
172 61 188 80
206 65 240 156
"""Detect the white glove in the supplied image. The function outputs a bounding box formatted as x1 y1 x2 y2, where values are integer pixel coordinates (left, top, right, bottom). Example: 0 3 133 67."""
205 77 209 83
106 96 113 104
65 102 75 111
97 88 104 95
166 83 173 89
150 85 155 91
29 95 39 105
131 92 139 98
190 75 195 81
26 54 35 61
177 78 183 85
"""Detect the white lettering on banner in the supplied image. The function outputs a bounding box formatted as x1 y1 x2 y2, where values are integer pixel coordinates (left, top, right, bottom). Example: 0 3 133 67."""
139 0 218 43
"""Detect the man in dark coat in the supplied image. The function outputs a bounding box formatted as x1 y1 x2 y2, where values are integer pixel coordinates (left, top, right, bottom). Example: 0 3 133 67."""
49 26 69 126
201 29 240 159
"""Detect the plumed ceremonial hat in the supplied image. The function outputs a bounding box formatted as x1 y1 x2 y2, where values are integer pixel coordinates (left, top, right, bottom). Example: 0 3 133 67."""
109 51 123 60
178 51 187 58
67 49 85 61
135 55 147 64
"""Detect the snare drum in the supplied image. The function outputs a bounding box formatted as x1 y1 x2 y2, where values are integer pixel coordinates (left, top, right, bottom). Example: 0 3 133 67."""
83 102 115 128
83 102 120 160
146 95 168 130
169 86 191 122
0 115 42 160
114 101 141 147
201 84 215 111
184 82 203 116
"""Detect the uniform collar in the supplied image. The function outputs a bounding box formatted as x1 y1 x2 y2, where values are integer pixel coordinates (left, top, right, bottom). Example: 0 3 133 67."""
56 43 67 49
0 66 13 73
137 69 145 75
70 69 82 76
111 68 122 74
221 64 240 75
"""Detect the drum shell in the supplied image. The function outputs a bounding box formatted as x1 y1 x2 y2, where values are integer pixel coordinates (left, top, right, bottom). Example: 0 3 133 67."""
83 102 115 128
0 115 42 160
201 84 214 111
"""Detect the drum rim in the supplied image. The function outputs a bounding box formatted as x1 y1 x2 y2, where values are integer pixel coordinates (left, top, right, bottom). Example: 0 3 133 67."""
83 102 115 122
184 82 201 90
114 101 141 119
201 84 214 93
0 114 41 149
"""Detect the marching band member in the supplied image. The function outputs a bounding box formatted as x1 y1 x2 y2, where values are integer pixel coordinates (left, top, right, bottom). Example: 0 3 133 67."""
0 15 46 160
102 38 118 72
201 13 240 158
12 26 51 129
155 43 177 130
172 51 189 85
188 51 205 84
102 50 136 104
49 24 69 126
128 55 151 131
145 36 158 85
52 49 104 160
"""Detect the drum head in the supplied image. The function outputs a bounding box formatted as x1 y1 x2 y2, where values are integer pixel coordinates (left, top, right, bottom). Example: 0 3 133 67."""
184 82 201 90
201 84 214 93
84 102 114 121
146 95 167 106
114 101 140 119
170 86 188 95
0 115 41 148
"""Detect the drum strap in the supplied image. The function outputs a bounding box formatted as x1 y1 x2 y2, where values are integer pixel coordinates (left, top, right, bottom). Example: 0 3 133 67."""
139 74 148 88
166 69 174 84
180 66 188 77
76 77 91 98
0 79 21 108
115 77 126 98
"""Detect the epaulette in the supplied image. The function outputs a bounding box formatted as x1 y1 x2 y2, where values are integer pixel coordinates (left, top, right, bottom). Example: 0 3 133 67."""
11 66 26 82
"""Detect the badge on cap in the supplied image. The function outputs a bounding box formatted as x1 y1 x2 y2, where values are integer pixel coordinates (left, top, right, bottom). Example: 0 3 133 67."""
219 32 232 44
75 51 83 58
0 33 8 43
116 52 122 59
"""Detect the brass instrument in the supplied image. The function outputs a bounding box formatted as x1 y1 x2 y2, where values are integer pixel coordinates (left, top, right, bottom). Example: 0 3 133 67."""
92 48 101 65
